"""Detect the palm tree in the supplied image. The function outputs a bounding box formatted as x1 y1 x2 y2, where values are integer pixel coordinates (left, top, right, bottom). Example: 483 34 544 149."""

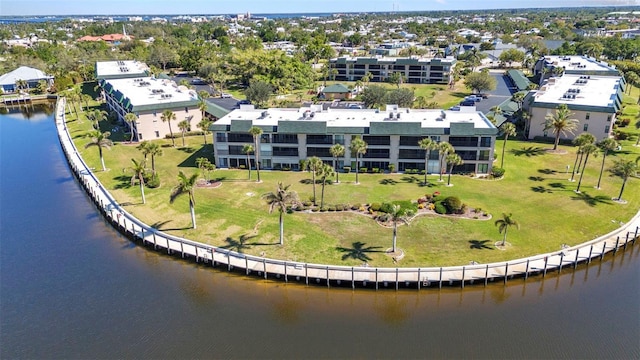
569 133 596 181
170 171 199 229
128 158 146 204
611 159 638 202
84 130 113 171
248 126 263 182
543 104 579 151
389 205 409 253
197 118 212 145
242 144 254 180
362 72 373 87
318 163 335 208
437 141 454 182
499 122 517 168
595 138 618 189
137 141 150 161
161 110 176 147
87 109 108 130
575 143 598 193
350 137 368 184
329 143 345 183
635 115 640 146
511 92 525 111
521 111 532 139
306 156 323 206
124 112 138 142
146 142 163 174
178 119 190 147
495 213 520 247
262 183 299 245
418 138 437 185
446 153 464 186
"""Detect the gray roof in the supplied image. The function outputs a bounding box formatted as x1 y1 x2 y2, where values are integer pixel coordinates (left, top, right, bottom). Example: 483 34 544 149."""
0 66 53 86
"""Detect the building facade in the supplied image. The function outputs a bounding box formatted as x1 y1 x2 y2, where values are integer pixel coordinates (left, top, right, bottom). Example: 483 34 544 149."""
527 74 623 142
210 105 497 174
100 76 202 141
329 56 456 85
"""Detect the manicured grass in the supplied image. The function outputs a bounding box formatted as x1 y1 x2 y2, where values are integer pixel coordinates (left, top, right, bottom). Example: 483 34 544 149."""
66 98 640 268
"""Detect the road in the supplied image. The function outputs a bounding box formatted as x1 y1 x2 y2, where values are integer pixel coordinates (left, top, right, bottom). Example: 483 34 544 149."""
473 70 517 114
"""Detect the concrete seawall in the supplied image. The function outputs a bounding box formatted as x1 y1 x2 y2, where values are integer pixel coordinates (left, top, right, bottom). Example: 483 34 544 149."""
54 97 640 290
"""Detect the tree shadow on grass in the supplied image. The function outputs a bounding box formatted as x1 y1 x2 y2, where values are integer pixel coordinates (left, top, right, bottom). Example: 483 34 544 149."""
177 144 214 168
571 192 613 207
528 176 545 182
511 146 546 157
220 234 256 253
538 168 557 175
299 179 324 185
149 220 172 229
548 182 567 190
400 176 421 184
178 146 196 153
336 241 383 262
469 240 494 250
113 174 131 189
531 186 552 193
380 178 398 185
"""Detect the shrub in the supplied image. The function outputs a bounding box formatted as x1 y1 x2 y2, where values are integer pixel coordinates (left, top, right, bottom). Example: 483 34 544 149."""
388 164 396 173
328 205 336 211
491 167 505 178
343 166 351 173
474 207 482 213
417 197 428 204
424 193 433 202
613 130 629 141
432 191 440 198
443 196 462 214
311 207 319 212
460 203 468 214
351 203 361 210
145 173 160 188
303 201 312 207
370 203 382 212
320 207 328 212
380 202 394 214
372 167 379 173
360 167 368 173
434 201 447 214
377 213 391 222
428 203 435 211
418 203 426 209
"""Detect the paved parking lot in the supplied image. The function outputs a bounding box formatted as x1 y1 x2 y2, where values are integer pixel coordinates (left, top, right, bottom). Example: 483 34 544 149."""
473 70 517 114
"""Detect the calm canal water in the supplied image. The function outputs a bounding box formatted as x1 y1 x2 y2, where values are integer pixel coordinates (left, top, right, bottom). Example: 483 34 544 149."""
1 107 639 359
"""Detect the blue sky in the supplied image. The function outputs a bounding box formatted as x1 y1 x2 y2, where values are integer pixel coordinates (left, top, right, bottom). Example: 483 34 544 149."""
2 0 639 16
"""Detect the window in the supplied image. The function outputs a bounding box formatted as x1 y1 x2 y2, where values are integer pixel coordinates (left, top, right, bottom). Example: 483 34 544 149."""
363 148 390 158
307 135 333 144
477 164 488 174
399 136 424 146
585 112 590 120
363 136 390 145
185 107 189 113
155 131 160 138
215 133 227 143
607 115 612 122
399 149 426 159
478 150 490 161
449 136 478 147
307 147 332 157
334 135 345 145
480 137 492 147
272 147 299 157
139 133 143 140
228 133 253 143
228 145 245 155
605 125 610 134
272 134 298 144
260 134 270 143
583 124 588 131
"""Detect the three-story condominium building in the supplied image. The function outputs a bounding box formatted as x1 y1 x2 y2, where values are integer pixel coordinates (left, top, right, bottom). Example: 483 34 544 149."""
329 56 456 85
210 105 497 174
100 76 202 141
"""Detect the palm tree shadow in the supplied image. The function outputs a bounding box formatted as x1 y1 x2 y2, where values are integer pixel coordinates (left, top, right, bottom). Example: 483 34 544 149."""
538 168 557 175
531 186 551 193
469 240 494 250
336 241 383 261
511 146 546 157
113 174 132 189
379 178 398 185
221 234 256 253
571 192 613 207
400 176 420 183
149 220 172 229
548 182 567 190
528 176 545 182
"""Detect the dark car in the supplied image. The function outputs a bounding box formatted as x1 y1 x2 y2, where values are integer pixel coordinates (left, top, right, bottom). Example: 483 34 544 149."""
460 100 475 106
237 99 251 106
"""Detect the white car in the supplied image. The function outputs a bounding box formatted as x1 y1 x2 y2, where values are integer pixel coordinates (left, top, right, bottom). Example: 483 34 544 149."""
220 93 232 98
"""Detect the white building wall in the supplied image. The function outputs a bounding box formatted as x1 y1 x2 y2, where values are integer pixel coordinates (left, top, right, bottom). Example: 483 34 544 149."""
528 107 614 142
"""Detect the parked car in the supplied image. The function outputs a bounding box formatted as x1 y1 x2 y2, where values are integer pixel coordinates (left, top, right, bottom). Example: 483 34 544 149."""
448 106 461 111
220 93 232 98
348 104 363 109
460 100 476 106
237 99 251 106
190 78 207 85
474 93 489 99
465 95 482 102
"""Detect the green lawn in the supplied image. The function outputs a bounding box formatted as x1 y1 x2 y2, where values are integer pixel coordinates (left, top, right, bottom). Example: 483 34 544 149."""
66 95 640 268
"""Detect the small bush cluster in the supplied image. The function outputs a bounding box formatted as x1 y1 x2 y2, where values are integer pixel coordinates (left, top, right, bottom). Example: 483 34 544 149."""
491 167 505 178
144 173 161 188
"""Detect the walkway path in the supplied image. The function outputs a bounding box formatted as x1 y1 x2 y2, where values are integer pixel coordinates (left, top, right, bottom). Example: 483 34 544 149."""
54 97 640 290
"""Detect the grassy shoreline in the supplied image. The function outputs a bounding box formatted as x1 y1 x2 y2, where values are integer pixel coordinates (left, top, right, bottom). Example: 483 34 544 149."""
64 89 640 268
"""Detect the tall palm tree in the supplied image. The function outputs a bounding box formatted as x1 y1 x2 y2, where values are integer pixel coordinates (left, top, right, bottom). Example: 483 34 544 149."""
418 137 437 185
350 137 368 184
318 163 335 208
543 104 579 151
178 119 190 147
161 110 176 147
170 171 199 229
84 130 113 171
499 122 517 168
242 144 254 180
87 109 108 130
570 132 596 181
248 126 263 182
124 112 138 142
575 143 598 193
262 183 299 245
389 205 409 253
137 141 150 161
197 118 212 145
635 115 640 146
329 143 345 183
511 92 525 111
595 138 618 189
437 141 454 182
521 111 532 139
306 156 323 206
495 213 520 246
128 158 146 204
446 153 464 186
611 159 638 202
146 142 163 174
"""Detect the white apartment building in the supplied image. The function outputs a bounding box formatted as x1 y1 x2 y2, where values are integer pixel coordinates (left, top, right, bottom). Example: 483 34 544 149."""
210 105 497 174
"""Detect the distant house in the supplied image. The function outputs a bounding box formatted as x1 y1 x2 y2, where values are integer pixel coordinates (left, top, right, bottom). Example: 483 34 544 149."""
0 66 54 93
320 84 352 100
